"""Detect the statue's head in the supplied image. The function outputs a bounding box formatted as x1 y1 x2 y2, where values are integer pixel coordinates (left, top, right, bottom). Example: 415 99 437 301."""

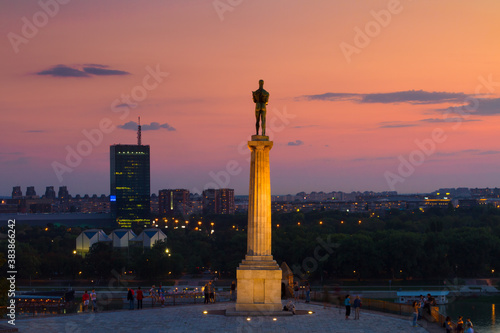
259 79 264 87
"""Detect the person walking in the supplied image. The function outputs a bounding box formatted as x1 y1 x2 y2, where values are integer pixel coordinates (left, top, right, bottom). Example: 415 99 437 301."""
444 316 453 333
412 300 419 327
353 296 361 320
345 295 351 320
305 282 311 303
208 280 215 304
149 285 157 307
136 286 143 309
82 290 89 312
204 283 209 304
456 316 464 333
294 281 299 302
230 281 236 301
90 289 97 312
127 288 134 310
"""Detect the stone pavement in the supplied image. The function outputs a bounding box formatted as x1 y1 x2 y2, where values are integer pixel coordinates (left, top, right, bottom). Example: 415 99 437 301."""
12 302 430 333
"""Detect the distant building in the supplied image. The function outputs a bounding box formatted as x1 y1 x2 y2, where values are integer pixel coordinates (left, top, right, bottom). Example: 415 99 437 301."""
26 186 37 198
75 229 112 256
12 186 22 199
217 188 235 214
45 186 56 199
110 229 137 248
203 189 218 215
202 188 235 215
159 189 190 217
110 144 151 227
58 186 69 201
131 228 167 248
150 193 159 215
424 199 451 209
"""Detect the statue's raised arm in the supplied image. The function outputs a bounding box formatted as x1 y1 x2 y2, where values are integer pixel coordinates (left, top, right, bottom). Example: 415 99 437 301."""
252 79 269 136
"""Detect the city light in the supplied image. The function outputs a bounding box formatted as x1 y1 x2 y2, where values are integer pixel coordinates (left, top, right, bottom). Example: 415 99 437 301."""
73 250 77 254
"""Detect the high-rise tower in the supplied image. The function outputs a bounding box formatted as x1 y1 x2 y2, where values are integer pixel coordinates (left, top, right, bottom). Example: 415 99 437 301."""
110 118 150 227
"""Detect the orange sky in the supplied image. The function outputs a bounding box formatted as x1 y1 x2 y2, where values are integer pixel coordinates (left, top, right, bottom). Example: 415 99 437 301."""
1 0 500 195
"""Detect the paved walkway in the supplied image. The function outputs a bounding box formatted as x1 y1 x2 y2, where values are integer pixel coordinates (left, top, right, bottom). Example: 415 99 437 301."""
12 302 431 333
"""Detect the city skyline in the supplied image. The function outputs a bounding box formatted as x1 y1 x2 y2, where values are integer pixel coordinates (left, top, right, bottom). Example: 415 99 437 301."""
2 1 500 196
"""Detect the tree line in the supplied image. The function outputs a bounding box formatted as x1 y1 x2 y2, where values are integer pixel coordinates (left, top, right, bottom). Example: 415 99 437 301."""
2 205 500 282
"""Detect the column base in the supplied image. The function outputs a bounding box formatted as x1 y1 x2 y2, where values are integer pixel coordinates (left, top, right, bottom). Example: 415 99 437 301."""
235 257 282 313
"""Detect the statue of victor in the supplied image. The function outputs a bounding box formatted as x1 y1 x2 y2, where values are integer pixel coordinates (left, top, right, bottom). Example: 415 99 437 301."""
252 79 270 136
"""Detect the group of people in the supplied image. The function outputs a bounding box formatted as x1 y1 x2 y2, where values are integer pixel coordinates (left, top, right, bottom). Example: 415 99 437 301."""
126 285 168 310
292 281 311 303
344 294 362 320
126 287 144 310
81 290 97 312
203 280 216 304
412 294 439 326
445 316 475 333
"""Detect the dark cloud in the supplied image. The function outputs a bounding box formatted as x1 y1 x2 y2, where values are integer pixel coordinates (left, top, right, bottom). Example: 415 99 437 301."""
420 118 481 123
118 121 176 132
301 90 467 105
37 65 89 77
288 140 304 146
361 90 467 104
25 130 45 133
378 122 416 128
436 98 500 116
1 156 30 165
36 64 129 77
476 150 500 155
300 93 358 102
434 149 500 157
83 67 129 76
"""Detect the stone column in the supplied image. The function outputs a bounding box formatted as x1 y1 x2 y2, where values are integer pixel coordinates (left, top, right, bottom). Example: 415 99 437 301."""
247 137 272 258
234 135 283 314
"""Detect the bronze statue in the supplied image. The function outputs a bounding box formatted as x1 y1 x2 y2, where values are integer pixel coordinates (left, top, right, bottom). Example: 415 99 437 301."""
252 79 269 136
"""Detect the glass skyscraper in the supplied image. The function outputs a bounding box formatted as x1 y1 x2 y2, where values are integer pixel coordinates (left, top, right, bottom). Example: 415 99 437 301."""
110 144 151 227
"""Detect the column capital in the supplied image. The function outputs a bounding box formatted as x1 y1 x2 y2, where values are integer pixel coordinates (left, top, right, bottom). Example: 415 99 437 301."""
248 140 273 151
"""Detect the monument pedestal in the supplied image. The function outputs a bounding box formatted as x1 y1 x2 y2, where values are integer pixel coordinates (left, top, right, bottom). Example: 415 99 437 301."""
235 255 282 312
234 135 283 314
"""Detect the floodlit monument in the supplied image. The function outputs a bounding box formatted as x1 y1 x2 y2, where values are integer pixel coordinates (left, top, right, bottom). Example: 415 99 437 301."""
234 80 283 313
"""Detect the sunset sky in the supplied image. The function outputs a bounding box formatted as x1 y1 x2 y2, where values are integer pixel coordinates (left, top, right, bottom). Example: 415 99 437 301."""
2 0 500 196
